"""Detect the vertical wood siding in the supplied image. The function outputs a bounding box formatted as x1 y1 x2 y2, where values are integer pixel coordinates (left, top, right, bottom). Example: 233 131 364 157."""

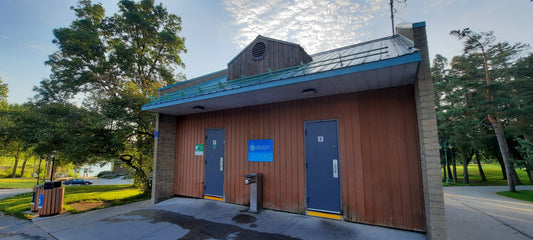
173 85 425 231
228 39 312 81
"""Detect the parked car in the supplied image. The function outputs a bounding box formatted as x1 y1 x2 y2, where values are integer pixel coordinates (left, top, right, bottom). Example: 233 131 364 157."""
63 179 93 185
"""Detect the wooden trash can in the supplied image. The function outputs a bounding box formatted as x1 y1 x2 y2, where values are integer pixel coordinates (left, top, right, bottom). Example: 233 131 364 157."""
34 182 64 216
31 186 44 212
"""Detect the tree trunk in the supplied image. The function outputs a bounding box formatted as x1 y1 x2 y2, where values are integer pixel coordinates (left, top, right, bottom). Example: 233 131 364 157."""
509 162 522 185
527 169 533 184
452 151 458 183
460 148 473 184
20 158 29 178
442 151 447 181
447 161 453 179
475 151 487 181
489 115 516 192
11 154 19 178
495 154 507 180
462 152 470 184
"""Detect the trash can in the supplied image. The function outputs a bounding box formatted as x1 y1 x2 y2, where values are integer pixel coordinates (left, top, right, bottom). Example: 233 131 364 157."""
31 185 44 212
35 181 64 216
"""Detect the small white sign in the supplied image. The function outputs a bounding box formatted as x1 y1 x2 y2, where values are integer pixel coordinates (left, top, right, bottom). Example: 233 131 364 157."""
213 140 217 145
317 136 324 142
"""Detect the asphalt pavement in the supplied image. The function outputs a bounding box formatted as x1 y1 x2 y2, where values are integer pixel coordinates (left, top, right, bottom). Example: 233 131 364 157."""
444 185 533 240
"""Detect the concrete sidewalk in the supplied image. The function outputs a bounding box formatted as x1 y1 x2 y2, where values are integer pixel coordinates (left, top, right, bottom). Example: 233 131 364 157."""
32 197 425 240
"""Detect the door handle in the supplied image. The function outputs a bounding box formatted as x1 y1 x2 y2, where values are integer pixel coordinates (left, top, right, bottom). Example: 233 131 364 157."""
220 157 224 171
332 159 338 178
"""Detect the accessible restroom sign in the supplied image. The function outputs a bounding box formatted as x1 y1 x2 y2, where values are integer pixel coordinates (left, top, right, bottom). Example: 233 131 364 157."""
248 139 273 162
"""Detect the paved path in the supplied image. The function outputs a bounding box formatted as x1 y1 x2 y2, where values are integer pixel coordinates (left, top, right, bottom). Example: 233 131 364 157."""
32 198 424 240
0 188 32 200
444 185 533 240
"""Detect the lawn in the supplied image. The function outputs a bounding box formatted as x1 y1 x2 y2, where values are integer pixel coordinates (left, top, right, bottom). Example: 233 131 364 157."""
442 163 532 186
497 190 533 203
0 178 38 189
0 184 149 219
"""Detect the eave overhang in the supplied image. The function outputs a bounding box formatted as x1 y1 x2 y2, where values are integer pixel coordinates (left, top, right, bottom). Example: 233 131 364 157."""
142 52 421 116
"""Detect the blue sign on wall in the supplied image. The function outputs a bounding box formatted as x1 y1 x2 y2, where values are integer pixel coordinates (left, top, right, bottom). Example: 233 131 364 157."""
248 139 273 162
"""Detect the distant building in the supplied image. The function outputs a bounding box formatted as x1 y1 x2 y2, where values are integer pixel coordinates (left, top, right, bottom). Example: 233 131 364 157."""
143 22 446 239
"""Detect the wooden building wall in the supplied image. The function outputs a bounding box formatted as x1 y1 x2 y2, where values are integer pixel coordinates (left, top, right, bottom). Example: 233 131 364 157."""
173 85 425 231
227 38 312 81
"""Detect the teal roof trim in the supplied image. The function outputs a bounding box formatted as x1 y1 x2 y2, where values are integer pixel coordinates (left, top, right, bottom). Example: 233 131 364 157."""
142 52 421 111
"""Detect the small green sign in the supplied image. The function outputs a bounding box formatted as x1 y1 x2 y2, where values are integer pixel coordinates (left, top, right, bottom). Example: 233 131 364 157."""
195 144 204 156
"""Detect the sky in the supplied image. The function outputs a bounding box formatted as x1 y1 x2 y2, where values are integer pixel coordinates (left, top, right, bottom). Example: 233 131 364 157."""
1 0 532 104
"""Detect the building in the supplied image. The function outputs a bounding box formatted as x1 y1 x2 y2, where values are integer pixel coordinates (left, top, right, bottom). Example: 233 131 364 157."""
142 22 446 239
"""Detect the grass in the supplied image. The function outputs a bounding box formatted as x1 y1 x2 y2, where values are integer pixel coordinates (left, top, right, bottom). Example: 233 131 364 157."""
0 178 39 189
442 163 532 186
497 190 533 203
0 184 149 219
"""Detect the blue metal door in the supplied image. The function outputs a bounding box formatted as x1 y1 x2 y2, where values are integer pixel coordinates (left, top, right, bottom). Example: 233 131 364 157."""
305 120 341 213
205 128 225 197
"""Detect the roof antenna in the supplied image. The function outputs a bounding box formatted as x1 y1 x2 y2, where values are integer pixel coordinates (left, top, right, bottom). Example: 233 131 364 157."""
390 0 395 35
389 0 407 35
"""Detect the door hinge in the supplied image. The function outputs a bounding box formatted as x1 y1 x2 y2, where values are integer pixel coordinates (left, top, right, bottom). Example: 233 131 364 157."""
306 196 309 203
305 162 308 168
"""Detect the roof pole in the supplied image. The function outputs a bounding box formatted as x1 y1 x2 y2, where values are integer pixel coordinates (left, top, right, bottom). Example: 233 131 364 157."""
390 0 395 35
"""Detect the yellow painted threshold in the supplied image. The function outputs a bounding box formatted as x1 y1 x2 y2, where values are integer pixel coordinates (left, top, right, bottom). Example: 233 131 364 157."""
204 196 224 201
307 210 342 220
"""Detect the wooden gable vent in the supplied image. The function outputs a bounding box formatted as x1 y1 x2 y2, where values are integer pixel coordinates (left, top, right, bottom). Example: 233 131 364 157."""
227 35 313 81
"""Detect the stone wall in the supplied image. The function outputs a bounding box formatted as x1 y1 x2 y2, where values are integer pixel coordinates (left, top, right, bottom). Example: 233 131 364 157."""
151 114 177 204
397 22 448 240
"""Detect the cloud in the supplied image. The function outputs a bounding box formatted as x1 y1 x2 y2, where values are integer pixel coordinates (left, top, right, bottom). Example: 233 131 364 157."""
1 36 10 40
224 0 388 53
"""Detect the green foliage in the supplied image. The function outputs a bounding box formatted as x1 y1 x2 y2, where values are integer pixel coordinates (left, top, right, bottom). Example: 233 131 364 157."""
442 163 531 186
0 76 7 108
28 0 186 190
0 192 32 219
497 190 533 203
0 179 37 188
0 184 148 219
435 28 531 187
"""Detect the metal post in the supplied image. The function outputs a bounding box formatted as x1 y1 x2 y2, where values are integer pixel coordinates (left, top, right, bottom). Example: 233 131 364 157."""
50 151 56 182
36 157 43 186
390 0 395 35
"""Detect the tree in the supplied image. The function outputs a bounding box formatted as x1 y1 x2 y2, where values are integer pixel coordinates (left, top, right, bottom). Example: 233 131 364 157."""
33 0 186 190
0 76 7 107
450 28 528 191
510 53 533 182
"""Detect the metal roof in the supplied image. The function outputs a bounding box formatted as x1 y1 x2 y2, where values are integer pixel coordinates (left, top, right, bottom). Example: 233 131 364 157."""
142 34 421 115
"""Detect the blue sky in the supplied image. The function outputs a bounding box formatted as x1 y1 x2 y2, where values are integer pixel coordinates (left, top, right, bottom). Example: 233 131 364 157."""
1 0 532 104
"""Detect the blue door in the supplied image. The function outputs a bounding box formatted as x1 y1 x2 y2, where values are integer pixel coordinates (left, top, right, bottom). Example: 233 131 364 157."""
205 128 225 197
305 120 341 213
